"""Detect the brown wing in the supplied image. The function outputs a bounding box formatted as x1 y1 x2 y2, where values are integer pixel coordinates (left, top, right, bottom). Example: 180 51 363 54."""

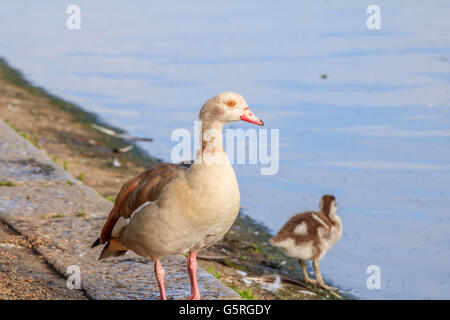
272 211 328 244
95 162 186 245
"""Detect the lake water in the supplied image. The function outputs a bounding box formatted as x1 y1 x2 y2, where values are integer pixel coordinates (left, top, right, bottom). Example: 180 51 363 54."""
1 1 449 299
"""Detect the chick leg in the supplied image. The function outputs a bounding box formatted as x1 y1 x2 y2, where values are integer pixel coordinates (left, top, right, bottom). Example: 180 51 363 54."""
154 260 167 300
299 260 316 285
187 251 201 300
312 259 337 291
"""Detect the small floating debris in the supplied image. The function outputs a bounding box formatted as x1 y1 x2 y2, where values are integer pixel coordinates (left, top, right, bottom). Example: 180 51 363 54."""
260 274 282 293
297 290 317 296
112 157 121 168
91 124 154 142
7 104 18 112
327 289 343 299
247 274 310 290
235 270 253 286
114 145 133 153
0 243 23 249
242 277 253 286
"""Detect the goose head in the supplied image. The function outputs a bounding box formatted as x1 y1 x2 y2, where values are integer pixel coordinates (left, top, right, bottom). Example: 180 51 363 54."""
199 92 263 127
320 194 338 219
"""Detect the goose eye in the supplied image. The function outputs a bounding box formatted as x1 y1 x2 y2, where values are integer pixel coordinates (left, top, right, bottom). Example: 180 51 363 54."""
227 100 236 108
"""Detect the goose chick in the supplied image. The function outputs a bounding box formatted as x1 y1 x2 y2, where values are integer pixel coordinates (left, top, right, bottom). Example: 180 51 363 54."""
270 195 342 291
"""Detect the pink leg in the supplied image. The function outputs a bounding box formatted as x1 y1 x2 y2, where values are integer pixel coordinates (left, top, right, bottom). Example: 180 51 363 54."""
187 252 200 300
154 260 167 300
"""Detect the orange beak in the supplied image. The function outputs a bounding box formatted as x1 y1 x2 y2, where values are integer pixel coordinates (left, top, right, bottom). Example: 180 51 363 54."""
240 107 264 126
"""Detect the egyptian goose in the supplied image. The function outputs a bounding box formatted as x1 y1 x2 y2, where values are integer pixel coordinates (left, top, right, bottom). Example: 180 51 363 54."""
91 92 263 300
270 195 342 291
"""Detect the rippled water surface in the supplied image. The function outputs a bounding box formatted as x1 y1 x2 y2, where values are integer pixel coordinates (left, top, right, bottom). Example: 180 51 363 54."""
1 1 450 299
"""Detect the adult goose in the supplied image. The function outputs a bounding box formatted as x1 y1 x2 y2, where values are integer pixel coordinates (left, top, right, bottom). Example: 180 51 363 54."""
270 195 342 291
91 92 263 300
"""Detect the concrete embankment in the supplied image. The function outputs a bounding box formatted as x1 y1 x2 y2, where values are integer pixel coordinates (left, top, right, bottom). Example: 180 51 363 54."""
0 119 239 299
